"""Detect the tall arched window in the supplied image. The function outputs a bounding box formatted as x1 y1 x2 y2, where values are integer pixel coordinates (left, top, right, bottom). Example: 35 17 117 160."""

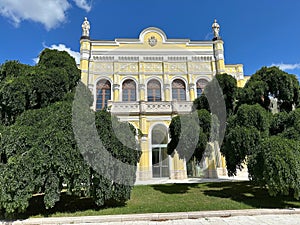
147 79 161 102
96 79 111 110
151 124 169 178
196 79 208 97
122 79 136 101
172 79 186 101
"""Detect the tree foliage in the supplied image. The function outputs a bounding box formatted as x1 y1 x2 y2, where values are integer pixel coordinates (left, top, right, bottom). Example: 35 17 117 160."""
0 98 141 214
220 66 300 199
0 49 81 125
248 136 300 199
167 109 212 162
0 50 141 215
238 66 300 112
221 104 269 176
194 73 237 116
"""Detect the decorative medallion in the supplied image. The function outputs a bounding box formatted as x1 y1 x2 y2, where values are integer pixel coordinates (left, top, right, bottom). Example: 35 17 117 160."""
148 36 157 47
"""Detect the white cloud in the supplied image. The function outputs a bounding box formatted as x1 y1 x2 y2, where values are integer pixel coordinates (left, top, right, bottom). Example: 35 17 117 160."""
0 0 70 30
271 63 300 71
72 0 92 12
0 0 93 30
34 44 80 65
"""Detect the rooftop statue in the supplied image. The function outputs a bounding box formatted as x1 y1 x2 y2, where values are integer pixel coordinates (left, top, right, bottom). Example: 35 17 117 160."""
212 19 221 40
82 17 90 37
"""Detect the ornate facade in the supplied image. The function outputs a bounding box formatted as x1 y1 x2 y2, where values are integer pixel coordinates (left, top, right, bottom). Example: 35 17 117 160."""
80 19 248 180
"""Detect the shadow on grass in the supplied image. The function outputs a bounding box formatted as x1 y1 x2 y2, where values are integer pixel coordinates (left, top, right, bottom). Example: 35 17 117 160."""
0 192 126 220
151 183 199 194
203 181 300 209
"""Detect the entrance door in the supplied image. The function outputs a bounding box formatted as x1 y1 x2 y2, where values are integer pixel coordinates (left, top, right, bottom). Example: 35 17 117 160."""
151 124 169 178
152 146 169 178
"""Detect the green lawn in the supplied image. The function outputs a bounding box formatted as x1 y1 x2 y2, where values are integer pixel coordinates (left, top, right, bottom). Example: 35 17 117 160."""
3 181 300 219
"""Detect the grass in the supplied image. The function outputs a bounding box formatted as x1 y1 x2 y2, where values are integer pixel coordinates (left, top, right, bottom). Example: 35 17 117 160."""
2 181 300 219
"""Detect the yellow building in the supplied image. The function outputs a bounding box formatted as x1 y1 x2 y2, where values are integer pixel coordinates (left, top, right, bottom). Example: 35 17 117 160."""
80 18 247 180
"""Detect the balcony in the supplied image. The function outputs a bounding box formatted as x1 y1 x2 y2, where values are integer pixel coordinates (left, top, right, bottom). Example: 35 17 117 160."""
108 101 194 115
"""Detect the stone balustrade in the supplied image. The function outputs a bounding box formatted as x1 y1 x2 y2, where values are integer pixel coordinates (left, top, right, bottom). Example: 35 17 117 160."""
108 101 193 115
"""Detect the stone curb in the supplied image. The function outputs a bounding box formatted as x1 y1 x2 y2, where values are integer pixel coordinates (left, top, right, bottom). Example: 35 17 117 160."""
3 208 300 225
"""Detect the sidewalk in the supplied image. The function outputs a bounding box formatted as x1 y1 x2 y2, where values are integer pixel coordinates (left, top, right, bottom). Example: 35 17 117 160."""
134 175 249 185
3 208 300 225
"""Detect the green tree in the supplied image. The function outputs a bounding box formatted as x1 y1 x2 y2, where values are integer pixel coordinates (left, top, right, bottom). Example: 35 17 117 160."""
0 60 31 81
193 93 210 112
167 109 211 162
0 98 141 214
0 51 141 215
248 136 300 199
238 66 300 112
38 48 80 90
0 49 81 125
221 104 270 176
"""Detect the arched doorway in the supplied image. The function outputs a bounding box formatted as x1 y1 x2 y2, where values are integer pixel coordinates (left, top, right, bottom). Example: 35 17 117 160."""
151 124 169 178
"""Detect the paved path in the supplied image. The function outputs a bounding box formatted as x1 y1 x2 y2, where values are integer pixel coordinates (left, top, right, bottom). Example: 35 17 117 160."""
4 209 300 225
97 214 300 224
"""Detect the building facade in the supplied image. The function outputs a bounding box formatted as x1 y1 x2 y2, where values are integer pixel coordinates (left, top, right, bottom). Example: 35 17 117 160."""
80 18 248 180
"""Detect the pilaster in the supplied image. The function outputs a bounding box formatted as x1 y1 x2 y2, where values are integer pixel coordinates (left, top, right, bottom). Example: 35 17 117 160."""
213 40 226 74
80 38 91 86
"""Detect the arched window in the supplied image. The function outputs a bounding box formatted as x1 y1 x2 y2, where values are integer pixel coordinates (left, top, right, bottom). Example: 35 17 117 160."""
196 79 208 97
147 79 161 102
172 79 186 101
151 124 169 178
96 79 111 110
122 79 136 102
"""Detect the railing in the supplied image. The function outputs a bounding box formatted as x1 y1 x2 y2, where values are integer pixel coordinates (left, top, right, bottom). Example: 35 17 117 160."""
108 101 193 115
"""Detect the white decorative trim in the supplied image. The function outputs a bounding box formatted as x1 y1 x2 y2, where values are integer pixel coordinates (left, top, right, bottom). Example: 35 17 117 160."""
116 116 140 122
113 84 120 90
146 116 172 121
118 56 139 62
215 53 224 60
191 56 213 62
168 56 188 62
92 56 114 61
81 52 90 60
143 56 164 62
139 27 167 43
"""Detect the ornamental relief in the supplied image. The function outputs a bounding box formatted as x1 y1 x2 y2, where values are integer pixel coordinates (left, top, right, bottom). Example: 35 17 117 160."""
188 62 212 73
92 62 113 73
114 62 138 73
166 63 187 73
141 63 162 73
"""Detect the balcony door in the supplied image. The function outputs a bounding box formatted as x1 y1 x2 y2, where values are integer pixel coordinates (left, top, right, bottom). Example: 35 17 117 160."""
151 124 169 178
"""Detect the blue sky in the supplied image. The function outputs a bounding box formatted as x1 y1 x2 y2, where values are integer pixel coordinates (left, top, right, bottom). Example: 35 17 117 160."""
0 0 300 78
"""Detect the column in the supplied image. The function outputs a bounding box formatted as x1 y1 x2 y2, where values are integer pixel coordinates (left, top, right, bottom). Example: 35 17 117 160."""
137 115 151 180
170 151 188 179
80 39 91 86
213 40 226 74
189 84 196 101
